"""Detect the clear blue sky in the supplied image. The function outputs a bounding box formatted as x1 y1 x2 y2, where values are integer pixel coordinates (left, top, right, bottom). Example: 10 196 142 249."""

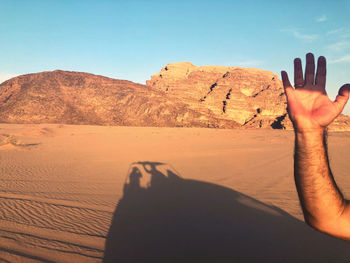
1 0 350 114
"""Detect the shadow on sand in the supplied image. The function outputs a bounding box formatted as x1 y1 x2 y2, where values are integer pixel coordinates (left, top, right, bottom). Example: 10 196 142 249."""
104 162 350 263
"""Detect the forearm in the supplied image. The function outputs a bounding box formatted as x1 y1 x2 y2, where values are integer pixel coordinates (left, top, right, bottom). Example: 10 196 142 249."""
294 129 346 230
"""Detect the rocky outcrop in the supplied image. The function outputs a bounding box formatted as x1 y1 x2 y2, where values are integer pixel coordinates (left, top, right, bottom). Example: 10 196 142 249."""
147 62 287 129
0 70 240 128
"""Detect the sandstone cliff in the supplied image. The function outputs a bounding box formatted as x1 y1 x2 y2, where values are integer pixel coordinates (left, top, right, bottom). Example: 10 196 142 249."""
147 62 286 128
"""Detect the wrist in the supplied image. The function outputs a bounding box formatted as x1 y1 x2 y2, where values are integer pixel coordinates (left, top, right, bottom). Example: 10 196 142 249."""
292 119 326 137
290 115 327 136
294 128 326 136
295 128 326 146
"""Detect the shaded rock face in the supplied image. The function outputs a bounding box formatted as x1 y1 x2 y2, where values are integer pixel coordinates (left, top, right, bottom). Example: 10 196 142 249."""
147 62 350 131
0 70 240 128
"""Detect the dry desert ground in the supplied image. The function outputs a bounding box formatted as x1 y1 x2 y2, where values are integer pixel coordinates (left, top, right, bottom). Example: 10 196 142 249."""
0 124 350 262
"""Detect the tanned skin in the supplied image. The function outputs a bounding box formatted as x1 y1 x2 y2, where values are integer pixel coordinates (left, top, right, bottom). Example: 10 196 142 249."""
281 53 350 240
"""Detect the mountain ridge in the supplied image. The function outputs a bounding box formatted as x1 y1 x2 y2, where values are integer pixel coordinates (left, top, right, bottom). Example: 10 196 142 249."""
1 65 349 130
0 69 239 128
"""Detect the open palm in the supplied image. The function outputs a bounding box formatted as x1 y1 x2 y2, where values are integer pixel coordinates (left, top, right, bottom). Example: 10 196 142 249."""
281 53 350 132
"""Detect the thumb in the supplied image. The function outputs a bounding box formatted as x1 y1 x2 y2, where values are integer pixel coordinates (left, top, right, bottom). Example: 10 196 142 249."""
334 84 350 112
338 84 350 98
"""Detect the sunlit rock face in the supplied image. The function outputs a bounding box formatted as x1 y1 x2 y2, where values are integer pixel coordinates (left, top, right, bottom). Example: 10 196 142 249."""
1 66 349 130
148 62 287 128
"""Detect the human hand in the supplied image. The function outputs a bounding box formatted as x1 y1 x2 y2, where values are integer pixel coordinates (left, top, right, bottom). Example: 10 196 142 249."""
281 53 350 133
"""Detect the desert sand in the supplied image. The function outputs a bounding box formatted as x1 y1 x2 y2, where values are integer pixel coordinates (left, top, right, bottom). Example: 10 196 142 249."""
0 124 350 262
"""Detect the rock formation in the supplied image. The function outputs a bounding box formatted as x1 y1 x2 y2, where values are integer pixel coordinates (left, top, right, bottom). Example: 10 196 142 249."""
0 70 239 128
147 62 286 128
1 65 349 130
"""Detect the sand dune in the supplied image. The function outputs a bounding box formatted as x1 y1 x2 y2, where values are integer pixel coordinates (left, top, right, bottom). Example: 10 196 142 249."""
0 124 349 262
